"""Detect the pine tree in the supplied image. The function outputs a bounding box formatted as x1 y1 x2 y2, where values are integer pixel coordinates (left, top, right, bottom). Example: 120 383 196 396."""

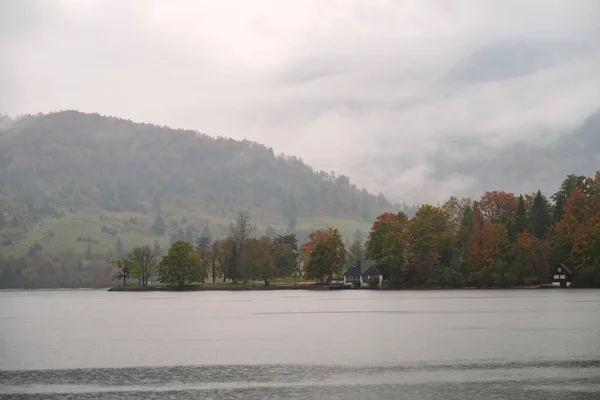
200 225 213 242
115 237 126 259
152 215 166 236
512 195 527 238
153 240 161 257
529 190 551 239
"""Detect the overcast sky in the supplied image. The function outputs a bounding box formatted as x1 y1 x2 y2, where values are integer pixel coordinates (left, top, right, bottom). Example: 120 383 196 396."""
1 0 599 203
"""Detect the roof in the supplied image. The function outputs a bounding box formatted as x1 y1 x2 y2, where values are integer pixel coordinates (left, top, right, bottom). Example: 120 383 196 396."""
554 263 573 274
344 265 361 278
344 259 378 277
362 264 383 276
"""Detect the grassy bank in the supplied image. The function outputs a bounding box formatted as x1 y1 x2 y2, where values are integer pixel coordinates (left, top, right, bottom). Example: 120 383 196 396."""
108 282 330 292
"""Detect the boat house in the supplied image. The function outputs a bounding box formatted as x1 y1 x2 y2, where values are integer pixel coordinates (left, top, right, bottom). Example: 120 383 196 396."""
362 263 385 288
341 259 381 288
551 263 573 288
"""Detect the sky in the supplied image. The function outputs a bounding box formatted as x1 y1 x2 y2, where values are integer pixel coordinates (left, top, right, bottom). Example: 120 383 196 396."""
1 0 600 204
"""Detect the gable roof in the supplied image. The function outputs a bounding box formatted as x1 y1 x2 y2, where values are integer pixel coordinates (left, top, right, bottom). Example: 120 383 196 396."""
362 264 383 276
344 259 378 277
344 265 361 278
554 263 573 275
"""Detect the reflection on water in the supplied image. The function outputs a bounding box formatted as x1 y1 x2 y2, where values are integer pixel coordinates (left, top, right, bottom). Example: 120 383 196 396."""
0 289 599 398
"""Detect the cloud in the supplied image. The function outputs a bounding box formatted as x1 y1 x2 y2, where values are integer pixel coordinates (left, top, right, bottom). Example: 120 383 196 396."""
1 0 599 204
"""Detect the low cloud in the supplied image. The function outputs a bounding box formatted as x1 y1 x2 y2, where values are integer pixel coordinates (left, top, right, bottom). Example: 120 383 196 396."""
1 0 599 204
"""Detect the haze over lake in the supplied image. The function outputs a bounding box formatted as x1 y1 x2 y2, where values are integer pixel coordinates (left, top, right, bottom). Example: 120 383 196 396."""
1 289 599 399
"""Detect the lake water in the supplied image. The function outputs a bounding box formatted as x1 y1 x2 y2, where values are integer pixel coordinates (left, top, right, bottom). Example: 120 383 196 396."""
1 289 599 399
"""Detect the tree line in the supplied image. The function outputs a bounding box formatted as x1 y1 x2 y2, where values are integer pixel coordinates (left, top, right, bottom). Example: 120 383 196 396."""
2 172 600 288
112 211 300 287
364 172 600 288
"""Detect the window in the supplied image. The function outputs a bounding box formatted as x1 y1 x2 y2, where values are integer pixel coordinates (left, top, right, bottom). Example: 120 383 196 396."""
560 275 566 280
554 275 559 280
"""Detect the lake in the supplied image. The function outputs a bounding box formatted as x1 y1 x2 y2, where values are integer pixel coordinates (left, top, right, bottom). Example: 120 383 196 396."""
1 289 599 399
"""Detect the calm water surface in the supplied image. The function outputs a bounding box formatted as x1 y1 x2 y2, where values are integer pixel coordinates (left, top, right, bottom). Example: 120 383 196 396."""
1 289 599 399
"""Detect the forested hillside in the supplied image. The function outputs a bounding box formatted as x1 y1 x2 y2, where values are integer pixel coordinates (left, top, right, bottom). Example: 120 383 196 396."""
0 111 408 287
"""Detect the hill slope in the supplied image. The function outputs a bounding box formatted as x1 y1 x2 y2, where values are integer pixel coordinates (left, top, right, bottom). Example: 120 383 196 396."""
0 111 403 258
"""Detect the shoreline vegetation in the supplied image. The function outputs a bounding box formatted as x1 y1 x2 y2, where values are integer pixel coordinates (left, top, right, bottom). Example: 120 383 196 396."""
4 170 600 290
107 282 555 292
105 171 600 293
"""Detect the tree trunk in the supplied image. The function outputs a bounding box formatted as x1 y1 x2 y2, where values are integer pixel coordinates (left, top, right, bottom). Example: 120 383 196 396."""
123 276 126 286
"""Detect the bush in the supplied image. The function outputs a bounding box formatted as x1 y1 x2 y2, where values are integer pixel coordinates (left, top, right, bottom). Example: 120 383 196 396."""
428 267 466 288
491 259 518 288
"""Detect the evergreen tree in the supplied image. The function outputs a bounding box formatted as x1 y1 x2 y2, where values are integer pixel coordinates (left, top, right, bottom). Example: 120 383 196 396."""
461 206 474 234
184 225 197 244
152 215 166 236
354 229 364 245
153 240 161 257
227 245 240 283
115 237 126 259
552 174 587 222
282 192 298 229
200 225 212 242
529 190 551 239
170 228 185 245
512 195 527 238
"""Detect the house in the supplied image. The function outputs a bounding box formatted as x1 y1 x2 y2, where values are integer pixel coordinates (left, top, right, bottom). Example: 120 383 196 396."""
361 263 384 288
343 259 377 288
551 263 573 288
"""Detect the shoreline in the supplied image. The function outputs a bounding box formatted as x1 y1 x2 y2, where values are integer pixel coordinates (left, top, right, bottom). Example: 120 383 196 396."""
107 284 330 292
107 284 558 292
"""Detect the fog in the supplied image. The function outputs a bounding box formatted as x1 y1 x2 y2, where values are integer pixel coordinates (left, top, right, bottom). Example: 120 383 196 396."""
1 0 599 203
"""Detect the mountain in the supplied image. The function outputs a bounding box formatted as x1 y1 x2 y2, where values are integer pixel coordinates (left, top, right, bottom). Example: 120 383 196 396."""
443 40 592 84
0 111 405 258
463 109 600 195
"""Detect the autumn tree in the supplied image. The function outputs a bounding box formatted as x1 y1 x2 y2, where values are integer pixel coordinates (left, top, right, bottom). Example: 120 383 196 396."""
475 191 517 224
303 227 346 283
229 211 256 283
158 241 203 286
552 174 588 222
213 237 235 283
274 233 300 278
406 205 447 284
366 212 409 283
111 259 132 286
508 230 550 284
208 240 221 283
126 245 158 286
250 237 276 285
467 221 509 286
194 236 211 284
